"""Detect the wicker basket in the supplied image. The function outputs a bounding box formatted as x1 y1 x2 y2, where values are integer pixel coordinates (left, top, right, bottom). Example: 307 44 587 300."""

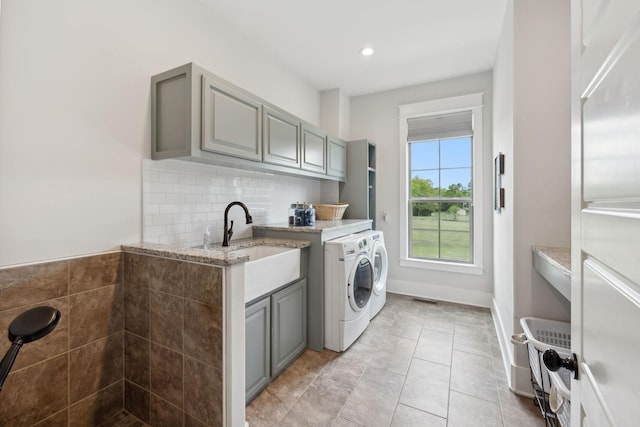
314 203 349 220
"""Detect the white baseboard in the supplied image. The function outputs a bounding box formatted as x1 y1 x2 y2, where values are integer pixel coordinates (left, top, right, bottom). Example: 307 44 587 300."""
491 297 534 397
490 298 513 384
387 278 493 308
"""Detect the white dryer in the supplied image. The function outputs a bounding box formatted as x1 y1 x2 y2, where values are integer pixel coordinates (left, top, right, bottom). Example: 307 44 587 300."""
324 234 373 352
358 230 388 319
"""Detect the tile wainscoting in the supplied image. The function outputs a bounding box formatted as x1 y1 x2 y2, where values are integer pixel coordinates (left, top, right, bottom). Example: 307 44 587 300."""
0 251 224 426
0 252 124 426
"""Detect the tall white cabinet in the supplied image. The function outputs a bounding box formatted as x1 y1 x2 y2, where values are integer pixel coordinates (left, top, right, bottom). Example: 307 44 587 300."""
340 140 376 228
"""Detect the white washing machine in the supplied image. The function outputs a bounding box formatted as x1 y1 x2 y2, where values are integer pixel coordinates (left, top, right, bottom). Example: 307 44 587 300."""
324 234 373 352
358 230 388 319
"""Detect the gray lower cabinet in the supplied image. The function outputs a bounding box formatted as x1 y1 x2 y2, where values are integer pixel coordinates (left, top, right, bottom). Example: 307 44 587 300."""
245 296 271 404
245 278 307 403
271 278 307 377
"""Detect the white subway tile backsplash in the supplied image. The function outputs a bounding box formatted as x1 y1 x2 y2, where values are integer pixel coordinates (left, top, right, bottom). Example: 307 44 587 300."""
142 159 323 247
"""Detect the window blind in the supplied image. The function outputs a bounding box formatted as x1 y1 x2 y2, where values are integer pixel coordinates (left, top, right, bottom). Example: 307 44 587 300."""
407 110 472 142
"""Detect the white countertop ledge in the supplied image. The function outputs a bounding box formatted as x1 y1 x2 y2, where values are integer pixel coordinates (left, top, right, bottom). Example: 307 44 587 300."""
532 246 571 301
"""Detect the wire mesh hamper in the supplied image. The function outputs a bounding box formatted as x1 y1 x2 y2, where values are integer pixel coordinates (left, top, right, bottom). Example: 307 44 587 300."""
513 317 571 426
549 369 571 427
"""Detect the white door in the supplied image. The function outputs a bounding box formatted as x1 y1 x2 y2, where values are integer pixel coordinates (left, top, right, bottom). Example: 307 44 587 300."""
571 0 640 425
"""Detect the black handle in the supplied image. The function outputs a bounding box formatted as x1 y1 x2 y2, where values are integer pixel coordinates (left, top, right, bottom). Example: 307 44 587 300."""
228 220 234 240
0 341 24 392
543 349 579 380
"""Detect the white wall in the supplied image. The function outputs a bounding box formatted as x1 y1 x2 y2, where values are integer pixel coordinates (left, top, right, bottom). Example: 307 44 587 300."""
512 0 571 322
0 0 320 267
350 72 494 307
492 0 571 393
492 0 516 367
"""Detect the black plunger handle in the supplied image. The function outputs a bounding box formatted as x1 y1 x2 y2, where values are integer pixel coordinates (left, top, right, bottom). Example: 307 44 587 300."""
0 341 24 392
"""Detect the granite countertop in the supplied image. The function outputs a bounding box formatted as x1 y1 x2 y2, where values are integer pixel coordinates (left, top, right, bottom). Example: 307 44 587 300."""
121 237 311 267
532 246 571 301
252 219 372 233
531 246 571 276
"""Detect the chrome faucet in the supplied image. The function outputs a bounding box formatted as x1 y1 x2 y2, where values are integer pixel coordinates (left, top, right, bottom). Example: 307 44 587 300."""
223 201 253 246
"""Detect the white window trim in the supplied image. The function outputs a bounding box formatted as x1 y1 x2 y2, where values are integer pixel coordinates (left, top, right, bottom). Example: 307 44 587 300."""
398 93 484 275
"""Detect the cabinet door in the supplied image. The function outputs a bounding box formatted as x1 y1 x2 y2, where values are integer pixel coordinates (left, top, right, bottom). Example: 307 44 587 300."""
326 136 347 180
245 297 271 404
301 124 327 173
152 64 195 159
262 105 301 168
202 76 262 161
271 279 307 377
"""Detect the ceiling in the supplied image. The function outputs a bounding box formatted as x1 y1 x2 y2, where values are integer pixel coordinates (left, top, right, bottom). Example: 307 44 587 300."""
199 0 508 96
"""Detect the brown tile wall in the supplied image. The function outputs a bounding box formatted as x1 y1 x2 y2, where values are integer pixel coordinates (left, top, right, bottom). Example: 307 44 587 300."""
122 252 224 426
0 252 124 426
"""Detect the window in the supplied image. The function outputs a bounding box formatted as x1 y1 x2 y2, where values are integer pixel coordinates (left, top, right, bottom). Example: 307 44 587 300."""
399 94 484 274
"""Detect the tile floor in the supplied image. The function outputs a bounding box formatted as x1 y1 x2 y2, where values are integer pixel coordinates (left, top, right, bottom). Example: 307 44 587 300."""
246 293 544 427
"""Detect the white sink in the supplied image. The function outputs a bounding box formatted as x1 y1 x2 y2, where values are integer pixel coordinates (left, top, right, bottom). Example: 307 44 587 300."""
236 246 301 303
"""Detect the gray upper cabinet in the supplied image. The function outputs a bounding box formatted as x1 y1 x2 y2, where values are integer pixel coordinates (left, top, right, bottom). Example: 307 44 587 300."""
327 136 347 180
152 64 197 159
151 63 346 181
339 140 376 227
202 76 261 161
262 105 301 168
301 124 327 174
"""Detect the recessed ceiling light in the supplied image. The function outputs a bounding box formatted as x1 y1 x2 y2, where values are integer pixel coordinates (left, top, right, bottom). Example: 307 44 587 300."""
360 47 374 57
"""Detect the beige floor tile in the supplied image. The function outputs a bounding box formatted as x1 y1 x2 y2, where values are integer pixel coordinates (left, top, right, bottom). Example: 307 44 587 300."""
398 358 450 418
388 317 424 340
248 293 540 427
422 315 455 335
368 335 417 376
414 329 453 366
267 364 318 401
447 391 502 427
390 404 446 427
331 416 363 426
450 350 498 403
320 356 367 387
339 366 405 427
245 387 294 426
499 389 545 427
453 323 492 356
278 376 353 427
290 349 337 375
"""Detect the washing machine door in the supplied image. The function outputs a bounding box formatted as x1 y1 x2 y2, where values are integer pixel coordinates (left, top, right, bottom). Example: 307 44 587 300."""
347 253 373 312
371 241 388 296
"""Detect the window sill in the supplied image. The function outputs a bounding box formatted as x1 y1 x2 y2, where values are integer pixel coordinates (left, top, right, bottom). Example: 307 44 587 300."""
400 258 484 275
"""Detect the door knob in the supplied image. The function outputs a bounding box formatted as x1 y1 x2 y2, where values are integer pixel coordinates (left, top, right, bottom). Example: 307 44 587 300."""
543 349 579 380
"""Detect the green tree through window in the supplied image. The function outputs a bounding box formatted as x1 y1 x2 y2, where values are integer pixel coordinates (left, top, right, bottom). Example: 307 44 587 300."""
409 136 473 262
